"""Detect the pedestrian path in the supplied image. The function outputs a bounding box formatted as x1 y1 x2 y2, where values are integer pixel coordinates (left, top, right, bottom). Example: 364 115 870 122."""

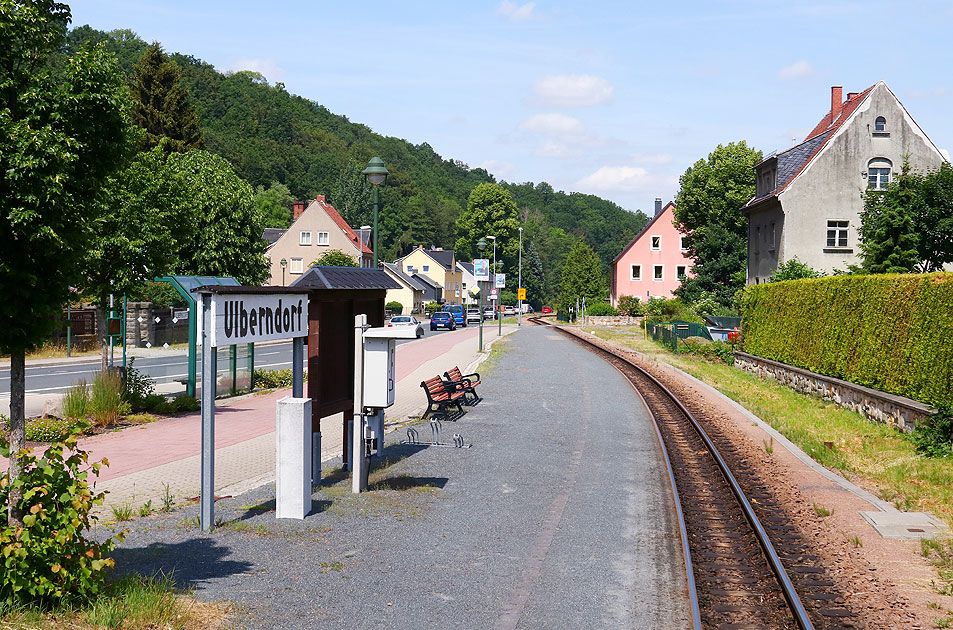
86 325 517 512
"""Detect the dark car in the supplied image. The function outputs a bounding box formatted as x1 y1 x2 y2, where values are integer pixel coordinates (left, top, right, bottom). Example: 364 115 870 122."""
430 311 456 331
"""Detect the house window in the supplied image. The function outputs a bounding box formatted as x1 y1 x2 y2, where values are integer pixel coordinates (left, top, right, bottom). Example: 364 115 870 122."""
769 222 776 250
299 231 311 245
422 265 429 272
630 265 641 280
827 220 849 248
290 258 303 274
680 236 688 251
867 158 892 190
651 236 661 250
677 265 687 280
316 231 330 246
755 226 761 254
874 116 886 132
653 265 663 281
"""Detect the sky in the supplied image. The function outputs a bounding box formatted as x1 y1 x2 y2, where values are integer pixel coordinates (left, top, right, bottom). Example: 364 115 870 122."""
69 1 953 215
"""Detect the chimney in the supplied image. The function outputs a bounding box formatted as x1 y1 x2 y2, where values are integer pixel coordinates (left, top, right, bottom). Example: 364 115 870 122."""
654 198 662 216
831 86 843 122
292 200 306 221
847 92 859 101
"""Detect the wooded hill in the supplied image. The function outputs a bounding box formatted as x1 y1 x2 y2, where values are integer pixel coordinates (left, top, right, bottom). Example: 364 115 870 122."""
67 26 648 301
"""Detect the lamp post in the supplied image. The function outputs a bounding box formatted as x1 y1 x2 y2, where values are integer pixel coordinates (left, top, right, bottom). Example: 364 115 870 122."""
362 157 389 267
280 258 287 286
358 225 371 268
486 235 500 336
518 226 523 327
477 237 487 352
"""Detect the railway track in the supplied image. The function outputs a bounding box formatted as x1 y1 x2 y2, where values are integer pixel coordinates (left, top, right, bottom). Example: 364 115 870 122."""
529 316 861 630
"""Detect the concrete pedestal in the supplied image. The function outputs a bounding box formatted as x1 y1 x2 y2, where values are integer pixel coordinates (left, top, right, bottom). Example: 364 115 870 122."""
276 396 313 519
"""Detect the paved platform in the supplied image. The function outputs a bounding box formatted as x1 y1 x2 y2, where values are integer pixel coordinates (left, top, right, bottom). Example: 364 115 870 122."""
105 324 693 629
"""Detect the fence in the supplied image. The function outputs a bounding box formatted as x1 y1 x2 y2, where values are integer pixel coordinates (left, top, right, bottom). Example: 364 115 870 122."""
645 320 712 352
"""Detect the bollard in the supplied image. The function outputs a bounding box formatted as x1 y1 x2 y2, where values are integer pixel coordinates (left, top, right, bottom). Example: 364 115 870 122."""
276 396 313 519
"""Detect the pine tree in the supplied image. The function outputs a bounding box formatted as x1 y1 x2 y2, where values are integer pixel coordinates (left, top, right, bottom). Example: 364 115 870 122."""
129 43 202 152
860 162 920 274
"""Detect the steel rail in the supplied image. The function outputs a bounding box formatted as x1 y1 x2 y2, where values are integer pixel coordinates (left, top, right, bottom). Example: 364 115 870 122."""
530 317 815 630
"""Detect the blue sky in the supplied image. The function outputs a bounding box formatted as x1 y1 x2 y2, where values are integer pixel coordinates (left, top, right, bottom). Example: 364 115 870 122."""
69 1 953 214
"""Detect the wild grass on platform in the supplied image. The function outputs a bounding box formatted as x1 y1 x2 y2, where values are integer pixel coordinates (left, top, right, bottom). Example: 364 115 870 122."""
588 327 953 529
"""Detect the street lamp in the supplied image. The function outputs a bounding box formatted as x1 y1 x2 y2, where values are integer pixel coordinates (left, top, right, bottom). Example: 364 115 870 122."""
362 157 389 267
518 227 523 327
477 237 487 352
280 258 287 286
486 235 500 336
358 225 371 267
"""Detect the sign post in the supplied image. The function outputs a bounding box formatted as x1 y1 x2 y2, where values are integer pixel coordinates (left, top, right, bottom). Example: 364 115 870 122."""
474 259 489 352
196 288 309 530
495 274 505 335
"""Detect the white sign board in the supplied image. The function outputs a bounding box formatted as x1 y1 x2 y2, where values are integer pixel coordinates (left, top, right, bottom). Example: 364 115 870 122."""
490 288 498 300
495 273 505 289
474 259 490 282
209 294 308 347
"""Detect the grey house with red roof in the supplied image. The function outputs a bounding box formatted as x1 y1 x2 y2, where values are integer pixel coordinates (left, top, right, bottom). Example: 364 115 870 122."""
742 82 946 283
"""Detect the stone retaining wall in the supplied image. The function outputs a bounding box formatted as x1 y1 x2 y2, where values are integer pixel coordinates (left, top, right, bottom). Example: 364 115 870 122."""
734 352 933 431
583 315 643 327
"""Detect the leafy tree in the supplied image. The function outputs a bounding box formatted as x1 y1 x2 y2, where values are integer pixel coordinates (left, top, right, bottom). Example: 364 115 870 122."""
558 240 607 316
520 240 545 310
167 150 268 284
616 295 644 317
0 1 130 525
770 257 824 282
253 181 294 228
914 162 953 271
674 141 762 306
310 250 359 267
860 161 920 274
456 183 521 269
328 160 373 228
128 42 202 152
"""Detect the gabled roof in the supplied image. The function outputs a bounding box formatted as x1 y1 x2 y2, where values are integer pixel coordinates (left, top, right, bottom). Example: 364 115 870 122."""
457 261 475 276
412 273 441 290
289 266 399 290
743 83 877 212
383 262 428 292
262 228 287 246
293 196 373 256
399 246 456 271
612 202 677 265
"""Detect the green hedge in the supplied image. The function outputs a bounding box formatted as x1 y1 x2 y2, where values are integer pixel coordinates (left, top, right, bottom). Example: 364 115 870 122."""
740 273 953 406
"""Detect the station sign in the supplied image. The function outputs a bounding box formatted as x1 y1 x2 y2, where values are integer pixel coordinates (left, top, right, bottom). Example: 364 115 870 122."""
209 293 309 347
474 259 490 282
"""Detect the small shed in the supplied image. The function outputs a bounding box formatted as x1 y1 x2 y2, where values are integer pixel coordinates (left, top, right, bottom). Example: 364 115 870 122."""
290 266 401 466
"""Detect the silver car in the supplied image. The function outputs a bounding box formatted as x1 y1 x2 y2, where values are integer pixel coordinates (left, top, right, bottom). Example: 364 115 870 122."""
466 308 482 323
387 315 424 338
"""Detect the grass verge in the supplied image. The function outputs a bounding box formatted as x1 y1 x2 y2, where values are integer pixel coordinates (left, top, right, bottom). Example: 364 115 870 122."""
586 326 953 528
0 573 228 629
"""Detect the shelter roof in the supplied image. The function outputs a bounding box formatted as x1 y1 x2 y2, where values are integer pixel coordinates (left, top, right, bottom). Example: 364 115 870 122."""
289 266 400 290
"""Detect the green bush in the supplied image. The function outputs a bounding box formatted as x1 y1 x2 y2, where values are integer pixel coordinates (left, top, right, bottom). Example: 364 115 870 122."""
740 272 953 406
911 405 953 458
61 380 89 420
1 431 122 606
122 358 155 411
681 337 735 365
586 302 618 316
89 371 129 427
141 394 173 415
616 295 644 317
424 301 441 316
644 297 701 323
25 417 81 442
254 368 293 389
385 301 403 314
171 394 199 413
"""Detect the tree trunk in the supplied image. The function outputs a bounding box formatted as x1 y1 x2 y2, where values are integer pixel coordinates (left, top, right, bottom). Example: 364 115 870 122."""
7 349 25 527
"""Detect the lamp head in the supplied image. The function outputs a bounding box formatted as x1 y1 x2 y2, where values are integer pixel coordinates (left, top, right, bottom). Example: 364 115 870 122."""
363 157 389 186
280 258 287 268
477 237 486 252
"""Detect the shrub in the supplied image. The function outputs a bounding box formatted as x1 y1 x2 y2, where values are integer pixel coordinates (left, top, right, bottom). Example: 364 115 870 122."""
586 302 618 316
616 295 644 317
254 368 293 389
171 394 199 413
61 380 90 420
681 337 735 365
89 370 128 427
0 430 122 606
385 301 403 314
911 405 953 458
141 394 173 415
424 301 441 317
644 297 701 323
122 358 155 411
741 272 953 407
25 417 81 442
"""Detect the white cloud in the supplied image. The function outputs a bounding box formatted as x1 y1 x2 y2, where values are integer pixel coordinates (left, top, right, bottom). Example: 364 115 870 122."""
519 113 585 135
777 60 814 80
631 152 674 165
497 0 535 22
528 74 615 107
535 141 577 158
223 58 286 82
575 166 676 194
479 159 518 179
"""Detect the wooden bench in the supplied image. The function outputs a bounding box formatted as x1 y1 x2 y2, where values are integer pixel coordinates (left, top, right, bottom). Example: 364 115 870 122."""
420 375 466 422
443 366 481 405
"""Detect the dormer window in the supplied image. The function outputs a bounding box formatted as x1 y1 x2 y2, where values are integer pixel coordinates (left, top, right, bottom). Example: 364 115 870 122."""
874 116 886 132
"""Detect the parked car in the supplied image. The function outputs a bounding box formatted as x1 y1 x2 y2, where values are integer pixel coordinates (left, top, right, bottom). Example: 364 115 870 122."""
430 311 456 331
466 308 482 323
445 304 466 327
387 315 424 338
502 305 517 316
541 306 553 314
483 306 496 320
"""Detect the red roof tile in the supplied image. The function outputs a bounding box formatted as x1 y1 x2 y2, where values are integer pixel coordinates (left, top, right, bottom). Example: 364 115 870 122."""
312 195 373 255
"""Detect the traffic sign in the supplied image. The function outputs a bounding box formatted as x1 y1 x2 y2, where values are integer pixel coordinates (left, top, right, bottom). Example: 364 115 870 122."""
489 288 498 300
517 288 526 301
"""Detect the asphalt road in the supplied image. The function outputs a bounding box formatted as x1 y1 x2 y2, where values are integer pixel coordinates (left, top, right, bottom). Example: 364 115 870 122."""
0 323 467 401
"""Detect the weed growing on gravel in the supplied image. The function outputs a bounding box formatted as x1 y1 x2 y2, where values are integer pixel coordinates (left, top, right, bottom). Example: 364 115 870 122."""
813 503 833 517
161 484 176 512
763 437 774 454
112 503 134 522
138 500 153 517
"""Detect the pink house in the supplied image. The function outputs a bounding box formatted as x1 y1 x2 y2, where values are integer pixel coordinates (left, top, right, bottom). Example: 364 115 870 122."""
611 199 693 305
